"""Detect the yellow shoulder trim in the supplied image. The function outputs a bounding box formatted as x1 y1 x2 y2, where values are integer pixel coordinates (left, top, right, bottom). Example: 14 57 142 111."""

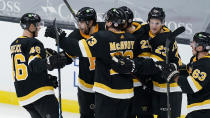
130 22 142 33
18 36 27 38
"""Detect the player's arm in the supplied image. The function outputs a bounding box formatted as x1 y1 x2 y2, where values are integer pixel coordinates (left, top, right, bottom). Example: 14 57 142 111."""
160 61 207 94
169 40 182 67
177 64 208 94
28 43 67 72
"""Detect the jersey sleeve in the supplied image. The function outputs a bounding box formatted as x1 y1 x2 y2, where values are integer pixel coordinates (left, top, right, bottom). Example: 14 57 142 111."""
60 33 108 58
178 61 208 94
27 41 47 73
169 41 182 66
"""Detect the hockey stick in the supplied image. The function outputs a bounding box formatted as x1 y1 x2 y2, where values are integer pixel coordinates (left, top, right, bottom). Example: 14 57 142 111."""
165 26 185 118
53 18 62 118
62 0 78 26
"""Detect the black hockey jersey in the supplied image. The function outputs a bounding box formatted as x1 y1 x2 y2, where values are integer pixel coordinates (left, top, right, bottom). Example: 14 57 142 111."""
129 22 151 87
10 36 54 106
178 54 210 113
66 22 105 93
60 31 137 99
138 24 182 93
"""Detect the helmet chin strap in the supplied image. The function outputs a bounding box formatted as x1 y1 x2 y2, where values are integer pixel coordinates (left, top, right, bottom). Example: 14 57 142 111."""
27 23 37 38
85 21 91 35
195 46 205 59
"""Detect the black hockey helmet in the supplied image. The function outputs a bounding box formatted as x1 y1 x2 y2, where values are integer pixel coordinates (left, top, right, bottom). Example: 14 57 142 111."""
104 8 126 30
76 7 97 24
147 7 165 22
193 32 210 51
118 6 134 25
20 13 41 29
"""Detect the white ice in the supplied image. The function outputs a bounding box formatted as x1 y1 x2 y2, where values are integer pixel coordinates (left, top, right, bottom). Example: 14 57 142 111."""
0 103 80 118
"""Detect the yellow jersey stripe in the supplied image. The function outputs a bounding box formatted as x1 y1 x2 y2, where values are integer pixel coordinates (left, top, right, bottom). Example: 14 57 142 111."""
80 39 92 57
138 52 152 58
94 82 133 94
187 76 202 92
78 78 94 89
153 81 179 88
65 52 76 59
188 99 210 108
150 54 164 61
18 86 54 101
110 69 118 75
130 22 142 34
28 54 41 65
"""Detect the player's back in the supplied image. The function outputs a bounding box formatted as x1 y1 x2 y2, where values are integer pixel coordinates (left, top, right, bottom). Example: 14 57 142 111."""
10 36 53 106
90 30 136 99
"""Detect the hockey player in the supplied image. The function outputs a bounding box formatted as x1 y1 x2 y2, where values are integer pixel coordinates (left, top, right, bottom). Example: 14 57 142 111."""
118 6 153 118
45 8 140 118
112 7 185 118
145 7 185 118
63 7 105 118
10 13 67 118
161 32 210 118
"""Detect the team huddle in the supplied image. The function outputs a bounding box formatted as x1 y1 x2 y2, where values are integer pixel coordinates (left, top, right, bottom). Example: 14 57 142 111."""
10 5 210 118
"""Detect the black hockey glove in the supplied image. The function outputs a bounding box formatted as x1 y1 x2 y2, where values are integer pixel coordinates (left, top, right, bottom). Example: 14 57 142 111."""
46 54 67 71
134 57 160 75
60 51 73 65
111 55 135 74
45 25 66 40
156 62 179 82
45 48 58 58
48 74 58 89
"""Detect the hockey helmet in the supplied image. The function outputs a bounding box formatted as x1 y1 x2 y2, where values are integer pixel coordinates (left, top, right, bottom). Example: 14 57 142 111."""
147 7 165 22
76 7 97 23
193 32 210 51
104 8 126 30
118 6 134 25
20 13 41 29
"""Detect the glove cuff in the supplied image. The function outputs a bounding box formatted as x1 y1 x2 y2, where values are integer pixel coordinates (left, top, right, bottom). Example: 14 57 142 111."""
167 70 179 82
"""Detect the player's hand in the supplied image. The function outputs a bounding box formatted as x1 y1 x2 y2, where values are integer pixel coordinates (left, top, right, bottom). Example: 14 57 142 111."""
44 25 66 40
45 48 58 58
111 55 135 74
48 74 58 88
156 62 179 82
60 51 73 65
46 54 67 71
134 57 160 75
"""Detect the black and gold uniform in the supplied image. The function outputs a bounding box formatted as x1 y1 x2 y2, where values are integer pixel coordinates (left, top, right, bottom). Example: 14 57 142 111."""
10 36 55 106
129 22 154 118
67 22 105 118
179 55 210 118
177 32 210 118
10 13 68 118
45 8 138 118
10 36 60 118
59 30 136 118
146 24 186 118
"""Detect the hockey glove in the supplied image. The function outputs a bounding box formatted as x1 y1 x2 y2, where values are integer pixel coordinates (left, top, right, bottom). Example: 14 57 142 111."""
156 62 179 82
111 55 135 74
45 25 66 40
60 51 73 65
46 54 67 71
45 48 58 58
134 57 160 75
48 74 58 89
